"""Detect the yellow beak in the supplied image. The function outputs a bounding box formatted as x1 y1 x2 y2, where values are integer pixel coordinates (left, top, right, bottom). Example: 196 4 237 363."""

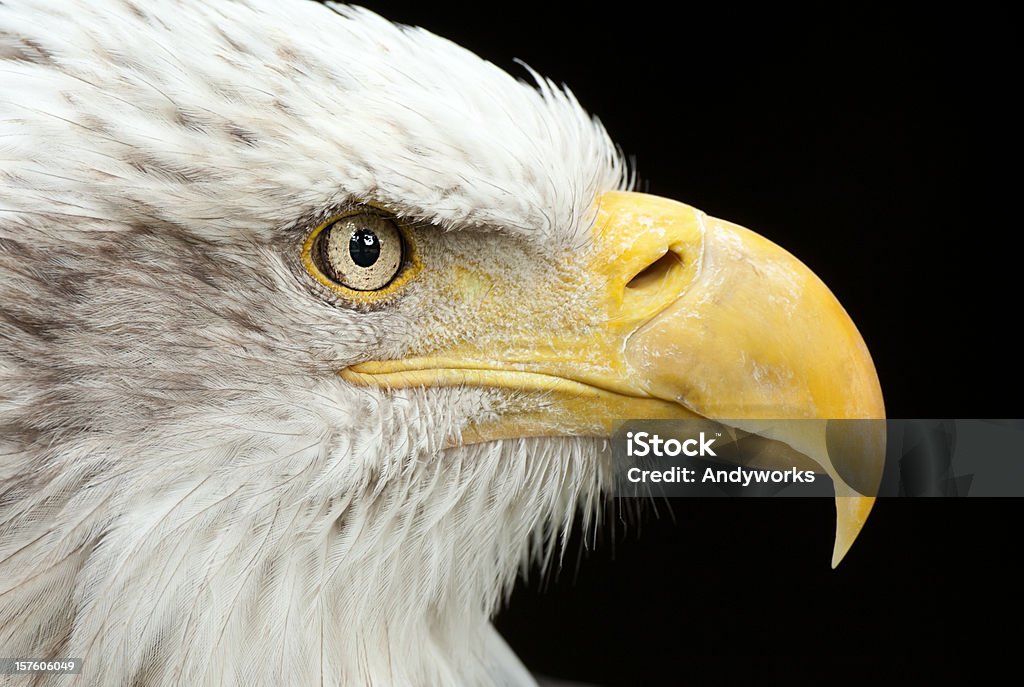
343 191 885 567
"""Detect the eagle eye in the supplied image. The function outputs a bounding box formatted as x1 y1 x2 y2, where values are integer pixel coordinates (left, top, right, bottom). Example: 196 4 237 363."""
302 210 420 301
318 213 402 290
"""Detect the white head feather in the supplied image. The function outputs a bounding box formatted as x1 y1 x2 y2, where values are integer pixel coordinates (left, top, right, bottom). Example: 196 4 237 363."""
0 1 627 684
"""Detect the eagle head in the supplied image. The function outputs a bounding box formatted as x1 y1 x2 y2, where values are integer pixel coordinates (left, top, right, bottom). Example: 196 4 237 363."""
0 1 883 684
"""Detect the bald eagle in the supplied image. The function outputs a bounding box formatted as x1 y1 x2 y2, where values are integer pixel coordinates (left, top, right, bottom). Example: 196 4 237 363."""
0 1 883 685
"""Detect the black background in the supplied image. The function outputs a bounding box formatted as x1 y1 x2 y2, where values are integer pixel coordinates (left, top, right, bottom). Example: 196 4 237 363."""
335 3 1017 682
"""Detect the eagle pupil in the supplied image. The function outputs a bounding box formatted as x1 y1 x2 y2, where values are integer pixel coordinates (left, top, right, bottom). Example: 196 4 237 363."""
349 228 381 267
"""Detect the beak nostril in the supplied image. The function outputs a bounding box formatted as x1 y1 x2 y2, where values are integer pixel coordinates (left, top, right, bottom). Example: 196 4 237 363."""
626 250 682 291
